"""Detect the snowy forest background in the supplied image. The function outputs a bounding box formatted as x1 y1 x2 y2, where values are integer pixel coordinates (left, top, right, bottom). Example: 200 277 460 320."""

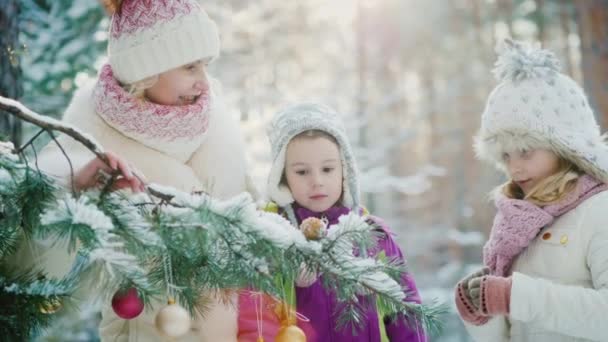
2 0 608 340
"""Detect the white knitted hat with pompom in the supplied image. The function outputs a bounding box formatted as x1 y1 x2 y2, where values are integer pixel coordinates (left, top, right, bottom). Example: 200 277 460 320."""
474 39 608 183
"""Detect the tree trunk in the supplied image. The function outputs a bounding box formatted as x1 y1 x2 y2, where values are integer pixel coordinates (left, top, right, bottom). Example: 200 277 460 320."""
534 0 546 43
560 0 575 77
0 0 23 146
496 0 514 38
575 0 608 128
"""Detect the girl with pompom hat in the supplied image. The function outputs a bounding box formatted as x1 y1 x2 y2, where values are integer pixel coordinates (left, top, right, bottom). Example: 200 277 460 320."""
454 39 608 342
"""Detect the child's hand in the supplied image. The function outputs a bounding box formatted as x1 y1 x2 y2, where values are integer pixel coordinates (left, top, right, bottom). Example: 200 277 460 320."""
467 275 512 316
460 267 490 307
74 151 146 193
454 267 491 325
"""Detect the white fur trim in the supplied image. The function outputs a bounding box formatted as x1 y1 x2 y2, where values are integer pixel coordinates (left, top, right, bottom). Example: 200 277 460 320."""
475 129 608 183
267 145 295 206
266 103 360 209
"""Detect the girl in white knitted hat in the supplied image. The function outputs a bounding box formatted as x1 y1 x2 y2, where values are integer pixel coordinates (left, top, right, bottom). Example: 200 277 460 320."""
454 39 608 342
238 103 426 342
33 0 254 340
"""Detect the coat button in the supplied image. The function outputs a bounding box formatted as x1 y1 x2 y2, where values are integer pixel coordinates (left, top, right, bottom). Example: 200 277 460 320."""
560 235 568 245
542 232 552 240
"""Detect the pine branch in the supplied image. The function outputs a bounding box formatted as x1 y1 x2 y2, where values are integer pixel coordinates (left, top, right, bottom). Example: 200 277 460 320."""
0 96 184 203
0 97 446 336
0 96 106 163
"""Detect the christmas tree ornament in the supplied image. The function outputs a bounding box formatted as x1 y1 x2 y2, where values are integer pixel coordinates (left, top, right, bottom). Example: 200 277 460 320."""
39 297 62 314
155 253 190 337
300 217 327 240
111 287 144 319
273 302 306 342
275 324 306 342
155 298 191 338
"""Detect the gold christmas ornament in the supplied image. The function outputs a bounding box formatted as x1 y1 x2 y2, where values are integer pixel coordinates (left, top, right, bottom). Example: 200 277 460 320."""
155 298 191 338
275 325 307 342
272 302 306 341
39 297 62 314
300 217 327 240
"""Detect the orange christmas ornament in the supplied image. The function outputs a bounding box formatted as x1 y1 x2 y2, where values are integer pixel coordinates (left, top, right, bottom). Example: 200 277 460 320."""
300 217 327 240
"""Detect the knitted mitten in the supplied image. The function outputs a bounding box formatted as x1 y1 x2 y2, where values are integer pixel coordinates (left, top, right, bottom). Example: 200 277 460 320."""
469 275 512 316
454 267 490 325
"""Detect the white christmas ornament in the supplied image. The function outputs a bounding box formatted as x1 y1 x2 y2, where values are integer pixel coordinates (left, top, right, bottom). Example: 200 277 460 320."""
155 299 191 338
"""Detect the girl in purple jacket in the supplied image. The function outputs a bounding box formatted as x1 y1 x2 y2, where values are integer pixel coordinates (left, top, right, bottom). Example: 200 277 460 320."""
238 103 426 342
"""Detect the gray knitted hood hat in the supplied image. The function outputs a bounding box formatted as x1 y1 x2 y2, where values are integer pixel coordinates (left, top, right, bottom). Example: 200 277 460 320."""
266 103 361 210
474 39 608 183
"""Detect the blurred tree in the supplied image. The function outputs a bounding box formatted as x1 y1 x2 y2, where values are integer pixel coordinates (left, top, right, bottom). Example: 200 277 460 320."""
0 0 23 146
19 0 106 117
575 0 608 128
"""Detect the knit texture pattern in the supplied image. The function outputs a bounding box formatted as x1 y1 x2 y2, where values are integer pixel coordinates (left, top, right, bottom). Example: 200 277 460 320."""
107 0 219 84
483 174 608 276
110 0 197 38
474 39 608 184
266 103 360 209
93 64 211 159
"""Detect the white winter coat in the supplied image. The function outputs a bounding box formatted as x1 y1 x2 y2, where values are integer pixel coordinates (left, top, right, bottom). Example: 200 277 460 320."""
465 191 608 342
31 80 252 342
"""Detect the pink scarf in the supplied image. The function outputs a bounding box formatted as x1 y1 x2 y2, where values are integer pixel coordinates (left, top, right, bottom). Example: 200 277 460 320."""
93 64 211 159
483 174 607 276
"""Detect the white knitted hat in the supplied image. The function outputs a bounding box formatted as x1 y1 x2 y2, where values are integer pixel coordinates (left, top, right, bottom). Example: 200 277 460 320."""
266 103 361 209
474 39 608 183
107 0 220 84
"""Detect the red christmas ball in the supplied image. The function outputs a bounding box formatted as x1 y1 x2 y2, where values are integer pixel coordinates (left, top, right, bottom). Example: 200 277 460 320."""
112 288 144 319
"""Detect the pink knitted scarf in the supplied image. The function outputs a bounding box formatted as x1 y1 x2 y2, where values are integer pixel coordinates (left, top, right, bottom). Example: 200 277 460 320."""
483 174 607 276
93 64 211 142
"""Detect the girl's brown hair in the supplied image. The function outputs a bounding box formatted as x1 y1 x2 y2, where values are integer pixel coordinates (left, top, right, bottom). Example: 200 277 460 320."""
279 129 340 186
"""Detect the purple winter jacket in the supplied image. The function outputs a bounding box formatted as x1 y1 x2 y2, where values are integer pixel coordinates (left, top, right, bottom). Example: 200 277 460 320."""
293 205 427 342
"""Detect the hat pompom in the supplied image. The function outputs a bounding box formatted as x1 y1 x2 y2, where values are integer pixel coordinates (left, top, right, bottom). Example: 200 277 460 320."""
100 0 123 15
493 38 561 83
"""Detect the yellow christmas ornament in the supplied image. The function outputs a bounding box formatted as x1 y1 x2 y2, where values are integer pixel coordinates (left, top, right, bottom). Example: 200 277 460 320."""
273 303 306 342
155 298 191 338
39 298 62 314
300 217 327 240
276 325 306 342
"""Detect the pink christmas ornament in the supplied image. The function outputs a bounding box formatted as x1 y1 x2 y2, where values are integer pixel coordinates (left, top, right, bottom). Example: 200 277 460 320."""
112 287 144 319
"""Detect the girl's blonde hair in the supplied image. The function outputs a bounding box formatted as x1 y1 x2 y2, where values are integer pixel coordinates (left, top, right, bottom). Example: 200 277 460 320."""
124 75 159 100
122 58 212 100
498 156 582 206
